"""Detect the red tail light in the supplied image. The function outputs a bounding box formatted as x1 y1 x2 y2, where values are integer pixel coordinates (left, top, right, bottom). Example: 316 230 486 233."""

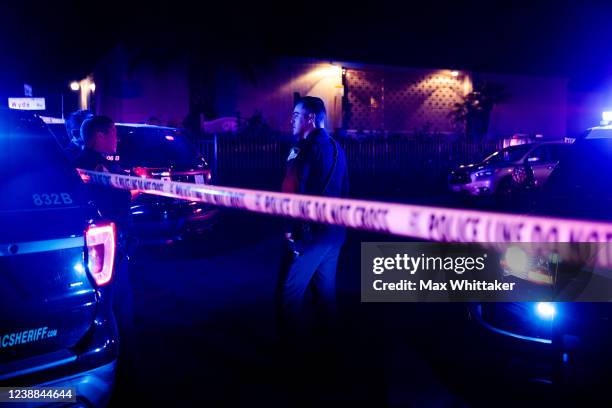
85 224 116 286
133 167 151 178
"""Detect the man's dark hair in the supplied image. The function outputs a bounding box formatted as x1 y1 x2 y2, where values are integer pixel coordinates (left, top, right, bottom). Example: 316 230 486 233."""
81 115 114 145
296 96 326 125
66 109 94 141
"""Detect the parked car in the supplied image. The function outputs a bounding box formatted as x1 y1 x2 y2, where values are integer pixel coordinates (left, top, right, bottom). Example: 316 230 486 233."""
0 109 118 406
467 123 612 399
115 123 219 242
43 117 219 242
448 142 570 196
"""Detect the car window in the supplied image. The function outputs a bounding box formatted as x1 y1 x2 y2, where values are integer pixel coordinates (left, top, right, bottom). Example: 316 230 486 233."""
584 127 612 139
47 123 71 148
548 144 569 161
482 144 532 164
528 144 569 163
527 146 550 162
0 110 84 212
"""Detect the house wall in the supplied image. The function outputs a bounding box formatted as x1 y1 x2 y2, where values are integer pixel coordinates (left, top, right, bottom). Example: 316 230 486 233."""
91 48 573 139
210 60 474 134
210 58 344 132
344 67 471 133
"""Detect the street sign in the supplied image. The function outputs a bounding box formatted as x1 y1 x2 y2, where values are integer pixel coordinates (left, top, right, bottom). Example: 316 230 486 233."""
8 97 46 110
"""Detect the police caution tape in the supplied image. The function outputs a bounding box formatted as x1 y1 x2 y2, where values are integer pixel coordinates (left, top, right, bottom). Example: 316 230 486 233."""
77 169 612 246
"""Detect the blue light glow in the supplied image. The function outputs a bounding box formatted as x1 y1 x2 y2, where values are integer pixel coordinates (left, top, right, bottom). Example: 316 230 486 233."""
73 262 85 274
535 302 556 320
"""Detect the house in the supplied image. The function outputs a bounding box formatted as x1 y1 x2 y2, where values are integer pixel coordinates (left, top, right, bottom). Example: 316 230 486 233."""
86 46 578 139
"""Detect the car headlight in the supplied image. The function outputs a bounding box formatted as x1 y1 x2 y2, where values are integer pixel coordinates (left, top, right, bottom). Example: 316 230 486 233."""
472 170 493 179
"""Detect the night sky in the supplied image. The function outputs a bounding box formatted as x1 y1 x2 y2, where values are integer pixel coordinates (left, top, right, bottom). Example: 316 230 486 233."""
2 1 612 90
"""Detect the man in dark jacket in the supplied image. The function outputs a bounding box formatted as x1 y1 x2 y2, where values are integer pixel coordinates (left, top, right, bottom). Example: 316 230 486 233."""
74 115 134 374
278 96 349 338
74 115 121 173
74 115 131 223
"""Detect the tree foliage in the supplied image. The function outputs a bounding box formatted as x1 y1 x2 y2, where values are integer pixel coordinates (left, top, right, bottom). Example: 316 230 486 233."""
450 82 508 142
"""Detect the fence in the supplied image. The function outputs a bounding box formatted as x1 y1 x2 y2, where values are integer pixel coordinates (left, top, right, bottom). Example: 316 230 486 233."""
195 133 502 199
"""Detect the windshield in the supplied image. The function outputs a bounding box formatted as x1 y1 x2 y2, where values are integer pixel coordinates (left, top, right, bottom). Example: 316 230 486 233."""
117 126 199 168
583 127 612 139
46 123 71 148
482 144 533 164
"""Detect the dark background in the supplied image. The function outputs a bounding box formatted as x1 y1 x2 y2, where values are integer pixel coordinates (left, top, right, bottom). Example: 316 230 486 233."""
2 1 612 90
3 3 612 405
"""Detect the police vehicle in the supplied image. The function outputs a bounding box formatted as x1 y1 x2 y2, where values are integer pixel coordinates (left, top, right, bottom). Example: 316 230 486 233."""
466 112 612 400
116 123 218 241
45 117 218 242
0 109 118 406
448 142 570 197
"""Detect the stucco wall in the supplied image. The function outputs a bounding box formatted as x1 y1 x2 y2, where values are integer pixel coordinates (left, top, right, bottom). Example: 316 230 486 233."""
211 58 343 132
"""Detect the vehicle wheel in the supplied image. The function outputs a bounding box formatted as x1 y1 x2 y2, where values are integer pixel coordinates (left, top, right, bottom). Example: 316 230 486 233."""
512 166 527 185
512 165 535 190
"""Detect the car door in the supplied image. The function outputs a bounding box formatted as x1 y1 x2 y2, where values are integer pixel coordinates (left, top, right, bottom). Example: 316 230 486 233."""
526 145 556 186
545 144 569 181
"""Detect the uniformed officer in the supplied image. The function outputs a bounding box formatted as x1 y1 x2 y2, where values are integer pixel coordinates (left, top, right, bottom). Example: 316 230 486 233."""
74 116 135 375
74 116 131 221
278 96 349 338
74 116 122 173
